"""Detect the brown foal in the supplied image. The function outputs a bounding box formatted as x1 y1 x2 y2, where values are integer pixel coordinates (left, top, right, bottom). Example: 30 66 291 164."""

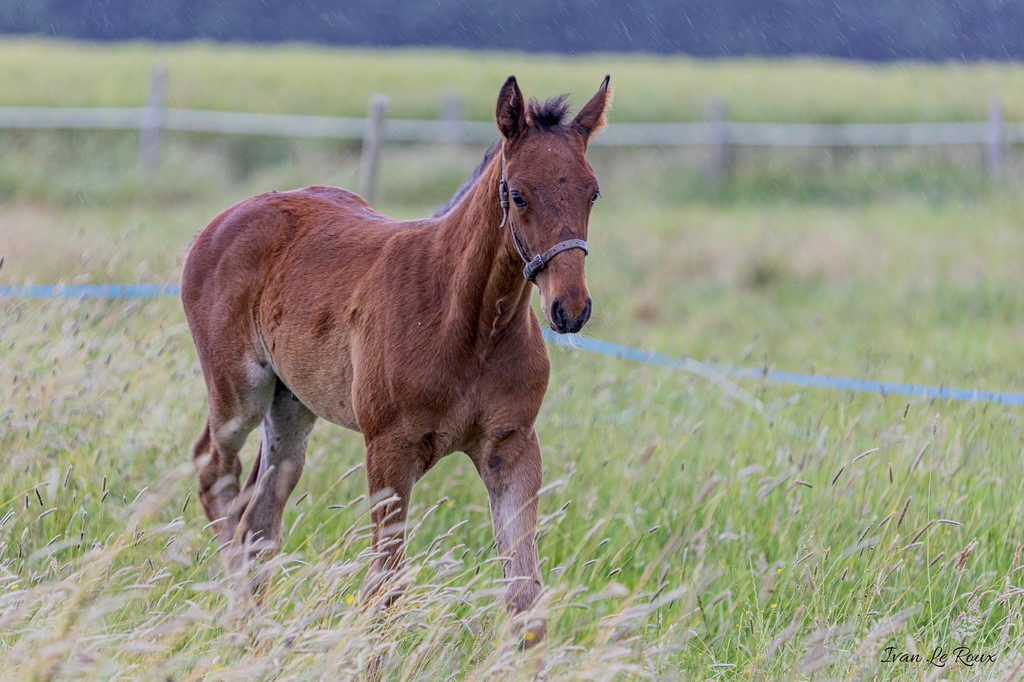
181 75 611 644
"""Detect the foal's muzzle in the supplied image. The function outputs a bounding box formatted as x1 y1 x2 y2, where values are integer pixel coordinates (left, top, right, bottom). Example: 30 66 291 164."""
550 296 592 334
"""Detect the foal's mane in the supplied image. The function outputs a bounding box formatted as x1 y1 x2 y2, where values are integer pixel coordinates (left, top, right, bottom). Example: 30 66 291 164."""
432 95 572 218
528 95 571 129
432 142 499 218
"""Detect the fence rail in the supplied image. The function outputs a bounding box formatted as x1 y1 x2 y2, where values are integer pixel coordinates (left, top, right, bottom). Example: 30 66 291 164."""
3 105 1023 147
3 282 1023 407
2 66 1020 192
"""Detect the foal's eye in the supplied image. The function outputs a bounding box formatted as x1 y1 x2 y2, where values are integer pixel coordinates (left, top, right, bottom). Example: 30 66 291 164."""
591 189 601 206
510 190 527 209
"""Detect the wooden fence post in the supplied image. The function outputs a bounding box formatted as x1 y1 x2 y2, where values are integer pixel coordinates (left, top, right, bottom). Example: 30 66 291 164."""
359 94 388 204
440 92 464 144
987 95 1004 181
706 98 727 191
137 66 168 174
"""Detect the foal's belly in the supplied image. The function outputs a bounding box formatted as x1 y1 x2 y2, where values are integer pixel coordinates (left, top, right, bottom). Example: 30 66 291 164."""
280 358 361 432
300 378 361 432
261 311 361 432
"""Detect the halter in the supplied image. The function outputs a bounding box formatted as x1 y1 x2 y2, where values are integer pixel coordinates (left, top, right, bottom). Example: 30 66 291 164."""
498 154 589 282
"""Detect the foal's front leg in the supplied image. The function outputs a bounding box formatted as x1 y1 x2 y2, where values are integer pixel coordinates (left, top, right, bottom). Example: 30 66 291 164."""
476 427 546 647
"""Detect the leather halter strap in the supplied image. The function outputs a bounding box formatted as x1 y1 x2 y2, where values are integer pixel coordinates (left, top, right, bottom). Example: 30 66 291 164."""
498 154 589 282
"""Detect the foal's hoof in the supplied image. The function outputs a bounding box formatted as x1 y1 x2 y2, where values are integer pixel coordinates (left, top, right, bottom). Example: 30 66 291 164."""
518 619 547 650
219 530 280 600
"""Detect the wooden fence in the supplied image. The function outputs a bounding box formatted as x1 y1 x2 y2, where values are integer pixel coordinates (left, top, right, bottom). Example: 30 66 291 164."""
2 67 1021 197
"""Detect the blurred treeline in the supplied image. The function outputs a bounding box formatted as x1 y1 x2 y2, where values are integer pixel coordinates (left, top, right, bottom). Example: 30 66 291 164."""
1 0 1023 61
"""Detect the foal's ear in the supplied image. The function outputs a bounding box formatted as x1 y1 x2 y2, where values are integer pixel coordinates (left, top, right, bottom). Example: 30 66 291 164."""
571 75 612 142
496 75 526 140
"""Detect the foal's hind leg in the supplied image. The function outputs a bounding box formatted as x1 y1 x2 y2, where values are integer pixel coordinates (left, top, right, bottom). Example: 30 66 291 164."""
192 363 275 548
236 379 317 562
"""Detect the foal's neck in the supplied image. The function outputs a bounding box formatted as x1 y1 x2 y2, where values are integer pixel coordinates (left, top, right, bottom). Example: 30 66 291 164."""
434 152 534 347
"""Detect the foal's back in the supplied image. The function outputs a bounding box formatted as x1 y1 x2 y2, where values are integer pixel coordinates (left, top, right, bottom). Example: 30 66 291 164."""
183 185 391 304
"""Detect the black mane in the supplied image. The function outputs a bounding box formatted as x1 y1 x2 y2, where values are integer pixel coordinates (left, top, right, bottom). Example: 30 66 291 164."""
528 95 571 129
433 142 499 218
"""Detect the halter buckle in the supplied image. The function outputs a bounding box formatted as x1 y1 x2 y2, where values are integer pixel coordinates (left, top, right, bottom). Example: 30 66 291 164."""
498 178 509 229
523 255 546 282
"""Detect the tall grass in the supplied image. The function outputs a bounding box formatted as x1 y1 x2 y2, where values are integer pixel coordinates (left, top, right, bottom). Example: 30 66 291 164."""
4 298 1024 678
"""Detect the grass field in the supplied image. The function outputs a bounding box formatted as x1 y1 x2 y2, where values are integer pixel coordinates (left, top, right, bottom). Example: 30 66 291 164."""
6 38 1024 122
3 41 1024 679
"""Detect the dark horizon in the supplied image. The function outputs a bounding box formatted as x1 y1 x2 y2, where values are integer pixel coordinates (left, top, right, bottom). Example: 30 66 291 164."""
2 0 1023 63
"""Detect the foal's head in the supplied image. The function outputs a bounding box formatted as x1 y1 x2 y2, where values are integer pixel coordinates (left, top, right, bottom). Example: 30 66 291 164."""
495 75 611 334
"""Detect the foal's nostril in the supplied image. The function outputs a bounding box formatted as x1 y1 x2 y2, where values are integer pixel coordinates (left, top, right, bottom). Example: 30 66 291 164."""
577 297 592 328
565 297 592 333
550 298 569 331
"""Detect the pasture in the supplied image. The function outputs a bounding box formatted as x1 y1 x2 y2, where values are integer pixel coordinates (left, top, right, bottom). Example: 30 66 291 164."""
3 41 1024 679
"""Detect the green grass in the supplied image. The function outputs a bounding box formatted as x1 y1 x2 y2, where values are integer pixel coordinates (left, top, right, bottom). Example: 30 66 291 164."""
3 40 1024 679
5 38 1024 122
